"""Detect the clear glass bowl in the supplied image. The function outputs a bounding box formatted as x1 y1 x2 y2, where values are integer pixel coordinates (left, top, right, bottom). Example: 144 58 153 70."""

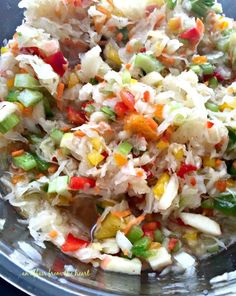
1 1 236 295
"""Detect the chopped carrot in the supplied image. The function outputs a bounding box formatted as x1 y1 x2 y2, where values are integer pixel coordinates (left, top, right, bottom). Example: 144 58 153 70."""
48 230 58 239
125 63 132 70
57 82 65 111
116 32 123 42
145 117 158 130
158 55 175 67
143 90 150 102
114 153 128 167
97 5 111 17
154 104 165 120
74 130 86 137
215 180 227 192
11 149 24 157
60 126 71 132
112 210 131 218
215 159 222 167
154 14 165 29
136 169 144 177
192 55 207 65
126 44 133 54
123 215 145 235
11 175 25 185
93 15 107 33
22 106 33 116
196 18 205 35
190 176 196 187
48 164 59 174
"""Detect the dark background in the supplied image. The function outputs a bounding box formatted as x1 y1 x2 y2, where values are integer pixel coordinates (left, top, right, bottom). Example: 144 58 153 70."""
0 0 235 295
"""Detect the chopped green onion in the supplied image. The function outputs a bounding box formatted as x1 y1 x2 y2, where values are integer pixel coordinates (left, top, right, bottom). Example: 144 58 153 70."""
208 77 219 89
85 104 95 114
154 229 164 243
43 96 53 118
0 113 20 134
166 0 177 10
89 78 99 85
205 101 219 112
126 226 143 243
14 74 40 90
190 0 215 18
100 106 116 121
6 89 20 102
48 176 70 196
33 154 50 172
135 53 164 74
13 152 37 171
201 63 214 75
190 65 203 75
122 70 131 84
207 244 219 253
50 129 64 145
117 141 133 155
201 199 214 209
17 89 43 107
28 134 42 144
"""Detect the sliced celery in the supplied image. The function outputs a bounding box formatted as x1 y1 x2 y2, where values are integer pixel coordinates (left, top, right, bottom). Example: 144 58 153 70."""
201 63 214 75
100 106 116 121
33 155 50 172
14 74 40 89
13 152 37 171
6 89 20 102
0 113 20 134
17 89 43 107
135 53 164 74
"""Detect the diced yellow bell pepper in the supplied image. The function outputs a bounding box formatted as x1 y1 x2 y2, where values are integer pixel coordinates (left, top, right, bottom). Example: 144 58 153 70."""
183 231 198 241
1 47 8 54
149 242 162 249
114 153 128 167
105 43 122 66
130 79 137 84
90 137 103 151
168 17 181 32
68 73 79 89
173 148 184 161
203 157 216 168
157 139 169 151
95 213 125 239
88 150 104 166
153 173 170 199
219 102 233 111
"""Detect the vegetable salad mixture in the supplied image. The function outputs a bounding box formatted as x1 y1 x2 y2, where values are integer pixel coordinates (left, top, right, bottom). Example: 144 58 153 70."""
1 0 236 275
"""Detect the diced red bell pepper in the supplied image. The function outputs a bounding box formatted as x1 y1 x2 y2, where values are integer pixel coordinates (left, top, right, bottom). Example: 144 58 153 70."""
142 165 154 179
143 230 154 241
67 107 86 125
142 221 161 232
69 176 96 190
101 151 109 159
44 51 67 77
177 163 197 178
114 102 129 118
179 27 201 45
20 47 46 59
207 121 214 129
61 233 89 252
120 90 135 111
168 238 178 252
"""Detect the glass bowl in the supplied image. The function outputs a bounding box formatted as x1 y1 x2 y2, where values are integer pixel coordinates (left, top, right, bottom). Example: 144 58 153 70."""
1 1 236 295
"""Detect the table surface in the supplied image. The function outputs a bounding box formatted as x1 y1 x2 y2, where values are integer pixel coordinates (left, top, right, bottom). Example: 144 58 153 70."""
0 0 235 295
